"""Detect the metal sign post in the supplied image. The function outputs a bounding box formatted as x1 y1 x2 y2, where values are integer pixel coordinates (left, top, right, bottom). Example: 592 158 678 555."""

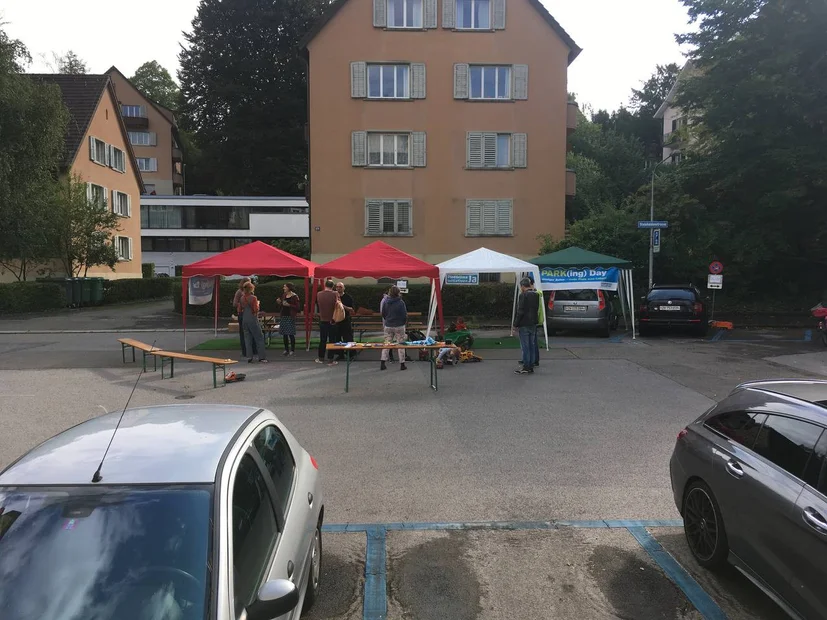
638 220 669 288
707 268 724 322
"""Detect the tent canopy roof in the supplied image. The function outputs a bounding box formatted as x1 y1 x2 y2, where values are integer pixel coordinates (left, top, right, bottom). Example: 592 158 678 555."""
437 248 540 274
530 246 631 268
315 241 438 279
182 241 316 278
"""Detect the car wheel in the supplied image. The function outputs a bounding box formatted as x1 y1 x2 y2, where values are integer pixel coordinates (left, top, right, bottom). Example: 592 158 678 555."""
683 480 729 569
693 323 710 338
599 322 611 338
302 522 322 613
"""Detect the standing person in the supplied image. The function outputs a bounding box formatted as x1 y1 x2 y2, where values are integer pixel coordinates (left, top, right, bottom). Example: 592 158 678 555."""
530 275 544 367
514 278 539 374
277 283 300 356
335 282 356 361
380 288 396 363
316 279 338 365
232 279 257 358
237 282 267 364
380 286 408 371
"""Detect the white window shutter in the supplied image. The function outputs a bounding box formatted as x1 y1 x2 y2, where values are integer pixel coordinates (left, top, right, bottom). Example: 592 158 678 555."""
365 200 382 234
105 144 111 167
512 133 527 168
467 132 483 168
482 201 496 234
150 132 157 146
411 63 426 99
483 133 498 167
424 0 437 27
86 183 93 202
453 63 469 99
128 237 133 260
351 62 367 98
512 64 528 100
412 132 426 167
442 0 455 28
352 131 367 166
89 137 96 162
493 0 506 29
111 189 117 213
466 200 482 235
373 0 386 27
103 187 108 210
496 200 513 234
127 193 132 217
397 201 412 234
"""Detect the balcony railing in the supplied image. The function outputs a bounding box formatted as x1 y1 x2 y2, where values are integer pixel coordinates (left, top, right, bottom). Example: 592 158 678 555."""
567 102 579 133
566 168 576 197
172 147 183 162
124 115 149 129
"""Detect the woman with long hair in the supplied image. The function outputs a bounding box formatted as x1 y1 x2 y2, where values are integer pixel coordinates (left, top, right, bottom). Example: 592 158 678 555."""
237 282 268 363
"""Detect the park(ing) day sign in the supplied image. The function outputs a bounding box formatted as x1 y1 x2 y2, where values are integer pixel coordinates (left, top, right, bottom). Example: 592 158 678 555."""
540 267 620 291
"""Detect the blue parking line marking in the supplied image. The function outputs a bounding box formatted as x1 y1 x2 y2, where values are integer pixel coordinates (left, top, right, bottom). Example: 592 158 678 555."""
710 330 726 342
804 329 812 342
363 526 387 620
323 518 683 533
604 519 684 528
628 527 727 620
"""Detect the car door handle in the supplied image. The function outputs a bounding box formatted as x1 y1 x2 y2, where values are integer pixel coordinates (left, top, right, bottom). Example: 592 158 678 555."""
725 459 744 478
308 492 313 505
803 508 827 534
287 560 294 580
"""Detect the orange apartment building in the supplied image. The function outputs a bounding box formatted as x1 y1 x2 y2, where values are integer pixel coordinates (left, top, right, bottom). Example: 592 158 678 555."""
0 75 144 282
106 67 184 197
300 0 580 265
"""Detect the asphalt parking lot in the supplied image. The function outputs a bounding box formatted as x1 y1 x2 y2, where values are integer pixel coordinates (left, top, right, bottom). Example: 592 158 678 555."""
1 304 824 619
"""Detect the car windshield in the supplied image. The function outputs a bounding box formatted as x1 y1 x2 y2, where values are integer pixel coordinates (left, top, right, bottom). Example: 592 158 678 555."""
555 290 598 301
0 485 212 620
648 289 696 301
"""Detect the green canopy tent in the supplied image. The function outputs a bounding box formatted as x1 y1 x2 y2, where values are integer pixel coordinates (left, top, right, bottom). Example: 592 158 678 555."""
529 247 637 339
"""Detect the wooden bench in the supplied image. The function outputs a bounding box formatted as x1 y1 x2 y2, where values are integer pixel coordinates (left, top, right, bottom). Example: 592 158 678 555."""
351 318 426 342
118 338 162 372
151 351 238 388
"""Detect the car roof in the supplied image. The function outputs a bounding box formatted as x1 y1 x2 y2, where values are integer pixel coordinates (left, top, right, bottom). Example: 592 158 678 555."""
651 284 698 290
737 380 827 411
0 405 262 487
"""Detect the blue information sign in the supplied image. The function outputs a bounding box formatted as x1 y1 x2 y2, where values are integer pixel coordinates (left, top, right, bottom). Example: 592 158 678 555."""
638 220 669 229
445 274 479 285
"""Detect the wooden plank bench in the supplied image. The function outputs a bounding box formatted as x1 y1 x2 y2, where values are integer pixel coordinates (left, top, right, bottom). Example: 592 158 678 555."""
151 351 238 388
118 338 162 372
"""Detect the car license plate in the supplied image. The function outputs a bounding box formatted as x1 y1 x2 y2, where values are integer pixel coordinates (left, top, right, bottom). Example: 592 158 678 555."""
564 306 587 312
659 306 681 311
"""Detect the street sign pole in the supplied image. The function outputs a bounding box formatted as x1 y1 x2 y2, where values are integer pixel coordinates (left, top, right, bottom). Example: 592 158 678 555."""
649 173 655 289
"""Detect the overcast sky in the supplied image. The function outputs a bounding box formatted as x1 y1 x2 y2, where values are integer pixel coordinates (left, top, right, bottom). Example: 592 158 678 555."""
2 0 691 112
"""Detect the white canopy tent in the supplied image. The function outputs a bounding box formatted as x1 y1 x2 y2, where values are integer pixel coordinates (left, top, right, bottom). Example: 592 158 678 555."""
425 248 549 349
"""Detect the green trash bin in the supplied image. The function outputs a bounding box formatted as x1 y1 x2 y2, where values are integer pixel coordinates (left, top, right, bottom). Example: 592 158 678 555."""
37 277 74 307
90 277 105 305
80 278 93 305
70 278 82 307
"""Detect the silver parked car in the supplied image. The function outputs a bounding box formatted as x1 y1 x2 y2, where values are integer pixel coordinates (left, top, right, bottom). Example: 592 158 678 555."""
546 289 618 337
0 404 324 620
670 380 827 620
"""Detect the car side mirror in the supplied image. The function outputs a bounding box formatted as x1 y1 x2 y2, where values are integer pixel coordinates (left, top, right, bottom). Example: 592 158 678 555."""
246 579 299 620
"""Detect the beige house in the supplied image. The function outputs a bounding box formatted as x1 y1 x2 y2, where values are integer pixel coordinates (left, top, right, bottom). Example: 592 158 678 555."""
654 61 694 164
107 67 184 196
0 75 144 282
300 0 580 265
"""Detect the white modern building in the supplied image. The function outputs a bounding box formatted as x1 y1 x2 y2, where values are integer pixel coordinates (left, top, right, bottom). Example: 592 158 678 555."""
654 61 694 164
140 195 309 274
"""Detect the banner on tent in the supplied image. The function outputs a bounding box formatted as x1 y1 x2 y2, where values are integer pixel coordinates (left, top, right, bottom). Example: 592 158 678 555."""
445 273 479 285
188 277 215 305
540 267 620 291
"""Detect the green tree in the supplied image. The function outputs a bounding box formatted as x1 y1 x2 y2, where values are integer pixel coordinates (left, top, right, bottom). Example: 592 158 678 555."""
178 0 327 196
0 27 69 280
54 50 88 74
51 176 121 277
270 238 310 260
130 60 180 110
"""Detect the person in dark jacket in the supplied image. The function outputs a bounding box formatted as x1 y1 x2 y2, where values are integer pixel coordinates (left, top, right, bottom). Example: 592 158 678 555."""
380 286 408 371
334 282 356 361
513 277 539 374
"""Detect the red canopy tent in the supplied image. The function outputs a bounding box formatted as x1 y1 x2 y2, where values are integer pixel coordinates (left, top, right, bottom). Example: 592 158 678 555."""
181 241 317 351
313 241 444 335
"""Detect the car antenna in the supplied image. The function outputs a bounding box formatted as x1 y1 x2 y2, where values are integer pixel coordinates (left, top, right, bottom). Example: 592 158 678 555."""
91 339 156 483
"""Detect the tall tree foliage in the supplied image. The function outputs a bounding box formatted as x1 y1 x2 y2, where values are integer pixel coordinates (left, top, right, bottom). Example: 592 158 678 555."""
54 50 88 74
131 61 180 110
179 0 327 195
676 0 827 295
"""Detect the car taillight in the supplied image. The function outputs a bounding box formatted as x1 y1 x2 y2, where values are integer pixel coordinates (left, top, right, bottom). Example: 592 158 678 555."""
597 290 606 312
693 302 703 315
547 291 555 312
677 428 688 440
310 455 319 469
639 304 647 314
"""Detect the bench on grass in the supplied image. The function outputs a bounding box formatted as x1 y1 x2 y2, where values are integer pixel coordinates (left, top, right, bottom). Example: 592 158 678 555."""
118 338 162 371
151 351 238 388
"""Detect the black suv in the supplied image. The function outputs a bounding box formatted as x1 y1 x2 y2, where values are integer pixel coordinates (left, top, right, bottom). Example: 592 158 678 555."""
639 284 708 337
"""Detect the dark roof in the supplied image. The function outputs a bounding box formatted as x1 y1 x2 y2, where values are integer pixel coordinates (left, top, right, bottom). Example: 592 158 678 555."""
298 0 581 64
29 74 109 168
530 246 631 268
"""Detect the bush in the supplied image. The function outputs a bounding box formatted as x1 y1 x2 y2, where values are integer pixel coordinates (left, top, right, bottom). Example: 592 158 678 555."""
141 263 155 278
0 282 66 314
103 278 175 304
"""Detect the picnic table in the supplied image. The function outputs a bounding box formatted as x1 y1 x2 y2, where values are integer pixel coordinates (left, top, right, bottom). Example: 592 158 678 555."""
326 342 446 393
350 312 424 341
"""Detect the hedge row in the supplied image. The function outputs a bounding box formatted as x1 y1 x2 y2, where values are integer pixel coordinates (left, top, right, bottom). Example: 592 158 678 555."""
0 282 67 315
172 281 520 319
103 278 176 305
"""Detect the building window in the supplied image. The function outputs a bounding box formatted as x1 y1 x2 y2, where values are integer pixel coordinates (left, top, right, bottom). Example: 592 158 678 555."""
671 116 686 132
136 157 158 172
670 152 682 164
387 0 422 27
139 205 251 229
368 133 409 167
470 65 510 99
112 191 131 217
121 105 147 118
87 183 106 209
456 0 490 28
174 186 183 196
466 199 512 236
368 64 410 99
365 199 412 236
174 161 183 175
110 147 126 173
90 137 108 165
467 132 526 168
116 236 133 261
128 131 156 146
